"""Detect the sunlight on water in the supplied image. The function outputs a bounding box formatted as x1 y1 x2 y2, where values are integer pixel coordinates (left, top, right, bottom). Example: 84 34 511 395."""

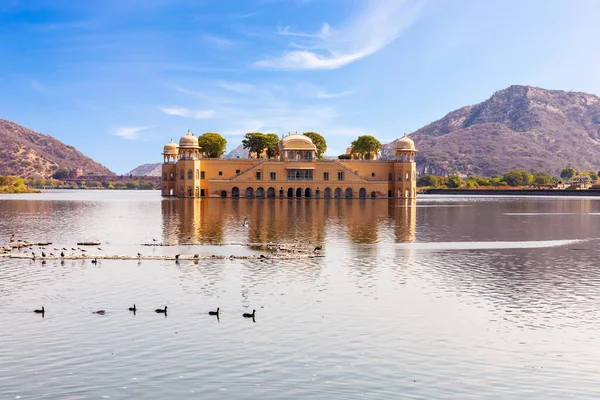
1 191 600 399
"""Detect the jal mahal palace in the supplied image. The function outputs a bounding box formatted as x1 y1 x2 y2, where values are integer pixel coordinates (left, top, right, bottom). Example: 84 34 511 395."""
161 132 417 199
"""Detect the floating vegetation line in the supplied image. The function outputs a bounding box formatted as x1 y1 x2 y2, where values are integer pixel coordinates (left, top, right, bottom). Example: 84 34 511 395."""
1 240 324 260
2 253 323 260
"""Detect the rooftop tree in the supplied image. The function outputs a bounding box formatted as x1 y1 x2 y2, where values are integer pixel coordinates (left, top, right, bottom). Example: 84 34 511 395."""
303 132 327 159
350 135 382 160
198 132 227 158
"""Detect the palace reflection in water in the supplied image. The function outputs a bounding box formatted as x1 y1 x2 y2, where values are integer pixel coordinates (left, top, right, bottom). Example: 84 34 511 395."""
160 198 417 245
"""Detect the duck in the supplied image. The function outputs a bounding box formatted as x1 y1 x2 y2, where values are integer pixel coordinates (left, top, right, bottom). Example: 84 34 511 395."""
91 258 98 264
137 252 142 258
314 245 322 252
34 306 45 314
243 309 256 318
129 304 137 312
193 254 199 259
60 251 64 258
93 310 106 315
155 306 167 313
208 307 219 316
175 254 180 260
41 252 46 258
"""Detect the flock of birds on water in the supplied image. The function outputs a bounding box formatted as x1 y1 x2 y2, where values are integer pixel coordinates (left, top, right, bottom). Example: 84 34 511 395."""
32 305 256 320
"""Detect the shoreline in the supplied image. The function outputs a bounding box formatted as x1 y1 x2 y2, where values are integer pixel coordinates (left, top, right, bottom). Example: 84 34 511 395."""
423 189 600 197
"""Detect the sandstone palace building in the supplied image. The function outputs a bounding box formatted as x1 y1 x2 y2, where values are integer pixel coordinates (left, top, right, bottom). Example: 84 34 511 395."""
161 132 417 199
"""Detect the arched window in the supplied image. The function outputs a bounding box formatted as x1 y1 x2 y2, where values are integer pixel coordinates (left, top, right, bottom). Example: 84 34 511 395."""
163 173 167 180
398 173 402 182
405 172 410 181
188 169 193 179
180 169 184 179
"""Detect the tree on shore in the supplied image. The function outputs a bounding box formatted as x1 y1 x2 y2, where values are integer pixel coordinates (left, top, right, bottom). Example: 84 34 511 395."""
350 135 382 160
503 170 534 186
51 167 70 180
303 132 327 159
198 133 227 158
560 167 577 180
447 174 462 188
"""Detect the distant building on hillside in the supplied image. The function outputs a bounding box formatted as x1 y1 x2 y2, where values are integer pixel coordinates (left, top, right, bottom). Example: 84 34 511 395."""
69 168 83 179
161 131 417 199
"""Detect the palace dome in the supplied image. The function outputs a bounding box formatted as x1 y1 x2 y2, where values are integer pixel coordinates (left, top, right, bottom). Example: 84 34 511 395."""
179 130 199 148
395 134 416 151
163 139 178 155
279 134 317 151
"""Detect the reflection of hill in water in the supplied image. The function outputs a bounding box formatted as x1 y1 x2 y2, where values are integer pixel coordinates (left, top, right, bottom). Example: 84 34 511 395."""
161 199 416 245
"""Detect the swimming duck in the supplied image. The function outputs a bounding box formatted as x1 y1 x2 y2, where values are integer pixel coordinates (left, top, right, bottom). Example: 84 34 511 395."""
60 251 64 258
129 304 136 312
91 258 98 264
243 309 256 318
93 310 106 315
175 254 180 260
34 306 45 314
155 306 167 313
209 307 219 316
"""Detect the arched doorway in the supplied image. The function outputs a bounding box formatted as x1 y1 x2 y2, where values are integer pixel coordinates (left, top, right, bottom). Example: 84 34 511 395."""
296 188 303 198
279 189 284 198
359 188 366 198
287 188 294 198
334 188 342 198
245 187 254 197
232 187 240 198
371 191 376 198
305 188 312 198
256 187 265 198
324 187 332 198
315 189 320 198
221 190 227 198
267 187 276 198
345 188 353 198
169 188 174 196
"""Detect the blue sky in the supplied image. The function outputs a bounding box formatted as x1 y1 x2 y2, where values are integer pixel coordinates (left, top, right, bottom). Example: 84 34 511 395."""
1 0 600 173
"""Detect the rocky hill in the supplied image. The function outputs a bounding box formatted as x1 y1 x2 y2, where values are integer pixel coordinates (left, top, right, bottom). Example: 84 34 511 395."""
382 85 600 176
0 119 114 178
126 163 162 177
224 144 249 159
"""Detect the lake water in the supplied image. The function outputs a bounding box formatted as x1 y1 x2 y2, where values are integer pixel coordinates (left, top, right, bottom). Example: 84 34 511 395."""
1 190 599 399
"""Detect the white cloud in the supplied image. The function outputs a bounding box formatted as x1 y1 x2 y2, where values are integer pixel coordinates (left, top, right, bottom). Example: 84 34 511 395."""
109 126 152 140
160 107 216 119
254 0 424 70
315 89 353 99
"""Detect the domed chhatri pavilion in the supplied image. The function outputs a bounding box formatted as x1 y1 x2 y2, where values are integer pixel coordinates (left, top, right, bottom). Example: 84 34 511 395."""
161 132 417 199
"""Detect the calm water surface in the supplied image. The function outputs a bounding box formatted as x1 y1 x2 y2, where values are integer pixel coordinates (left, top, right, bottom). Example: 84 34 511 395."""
1 191 599 399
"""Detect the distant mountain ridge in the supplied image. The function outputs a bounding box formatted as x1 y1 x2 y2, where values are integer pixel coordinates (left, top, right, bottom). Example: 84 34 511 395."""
0 119 114 178
126 163 162 177
382 85 600 176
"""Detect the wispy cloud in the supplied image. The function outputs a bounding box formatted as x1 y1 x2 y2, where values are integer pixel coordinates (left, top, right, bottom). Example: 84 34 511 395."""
109 126 152 140
315 89 353 99
202 34 236 50
30 80 43 91
160 107 216 119
254 0 424 70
